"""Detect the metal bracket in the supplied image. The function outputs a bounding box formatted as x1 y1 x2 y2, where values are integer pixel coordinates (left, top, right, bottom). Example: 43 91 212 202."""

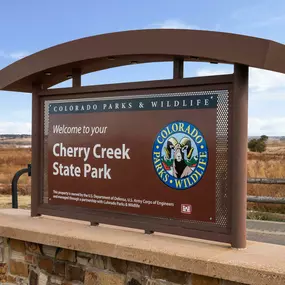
11 165 31 208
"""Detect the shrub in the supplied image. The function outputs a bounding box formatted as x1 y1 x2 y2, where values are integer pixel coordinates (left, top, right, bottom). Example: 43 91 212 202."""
260 135 269 142
248 135 268 153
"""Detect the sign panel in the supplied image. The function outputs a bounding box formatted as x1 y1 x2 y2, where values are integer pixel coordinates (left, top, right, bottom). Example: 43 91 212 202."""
46 93 217 222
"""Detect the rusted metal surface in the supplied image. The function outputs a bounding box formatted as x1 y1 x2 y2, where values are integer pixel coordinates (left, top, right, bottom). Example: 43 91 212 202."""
1 29 285 92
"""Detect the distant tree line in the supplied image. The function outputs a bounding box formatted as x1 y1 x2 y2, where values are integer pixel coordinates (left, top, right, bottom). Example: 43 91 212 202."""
248 135 268 153
0 134 31 139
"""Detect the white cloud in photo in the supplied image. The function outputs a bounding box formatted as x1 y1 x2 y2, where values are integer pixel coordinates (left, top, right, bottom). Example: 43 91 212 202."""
249 68 285 93
196 67 285 94
249 117 285 136
231 3 285 27
0 50 6 58
196 68 232 77
147 19 199 30
8 51 29 60
0 50 29 60
250 15 285 28
147 19 223 32
250 89 285 101
196 66 285 136
0 122 31 134
10 110 32 121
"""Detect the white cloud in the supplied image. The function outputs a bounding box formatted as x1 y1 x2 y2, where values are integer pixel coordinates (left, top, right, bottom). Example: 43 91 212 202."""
0 122 31 134
196 67 285 94
231 3 285 30
196 68 232 77
8 52 29 60
148 19 199 30
147 19 223 32
10 110 31 121
0 50 6 58
214 23 221 31
251 15 285 28
249 68 285 93
196 67 285 136
249 117 285 136
231 5 261 20
0 50 29 60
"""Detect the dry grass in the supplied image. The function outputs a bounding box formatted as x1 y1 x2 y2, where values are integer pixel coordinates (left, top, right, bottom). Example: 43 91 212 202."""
247 210 285 222
0 195 30 209
247 153 285 197
0 147 31 209
0 147 31 195
247 140 285 216
248 142 285 194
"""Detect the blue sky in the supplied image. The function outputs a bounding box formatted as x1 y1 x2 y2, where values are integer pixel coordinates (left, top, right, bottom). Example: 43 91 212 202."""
1 0 285 135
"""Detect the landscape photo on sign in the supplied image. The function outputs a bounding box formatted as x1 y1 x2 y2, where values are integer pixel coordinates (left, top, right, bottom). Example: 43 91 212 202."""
152 121 209 190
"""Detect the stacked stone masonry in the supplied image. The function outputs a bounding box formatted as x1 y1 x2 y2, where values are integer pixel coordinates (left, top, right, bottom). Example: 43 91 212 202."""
0 237 246 285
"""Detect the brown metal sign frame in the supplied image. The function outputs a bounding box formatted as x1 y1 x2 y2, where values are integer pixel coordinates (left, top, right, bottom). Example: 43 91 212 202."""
30 72 247 247
0 29 254 248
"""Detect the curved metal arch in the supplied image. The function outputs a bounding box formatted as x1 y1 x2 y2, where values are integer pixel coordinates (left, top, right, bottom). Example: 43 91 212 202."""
1 29 285 92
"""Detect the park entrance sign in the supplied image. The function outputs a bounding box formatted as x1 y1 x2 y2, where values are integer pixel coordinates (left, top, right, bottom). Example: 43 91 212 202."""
40 77 234 244
1 29 285 248
40 78 232 242
41 78 232 238
46 91 220 222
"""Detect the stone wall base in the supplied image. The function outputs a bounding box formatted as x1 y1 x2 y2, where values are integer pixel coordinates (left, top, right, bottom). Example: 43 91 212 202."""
0 237 245 285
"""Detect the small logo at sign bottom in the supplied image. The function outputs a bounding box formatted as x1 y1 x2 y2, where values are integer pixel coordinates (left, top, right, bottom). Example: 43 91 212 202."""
181 204 192 214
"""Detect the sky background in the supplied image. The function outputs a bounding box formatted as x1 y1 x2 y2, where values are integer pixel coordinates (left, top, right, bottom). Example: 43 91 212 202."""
1 0 285 135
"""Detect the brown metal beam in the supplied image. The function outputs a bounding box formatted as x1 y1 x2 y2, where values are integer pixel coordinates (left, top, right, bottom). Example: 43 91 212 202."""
72 68 81 87
231 64 248 249
2 30 285 93
31 84 42 217
38 75 233 97
173 58 184 79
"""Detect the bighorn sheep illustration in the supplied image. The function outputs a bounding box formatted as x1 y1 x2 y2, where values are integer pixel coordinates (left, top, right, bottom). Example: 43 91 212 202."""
162 136 197 178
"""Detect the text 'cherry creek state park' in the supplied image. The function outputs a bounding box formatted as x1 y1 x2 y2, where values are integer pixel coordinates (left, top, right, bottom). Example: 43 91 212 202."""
49 94 215 182
52 142 130 179
51 121 207 184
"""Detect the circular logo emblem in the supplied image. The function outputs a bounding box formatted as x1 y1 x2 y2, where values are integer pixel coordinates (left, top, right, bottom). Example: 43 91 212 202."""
152 121 208 190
